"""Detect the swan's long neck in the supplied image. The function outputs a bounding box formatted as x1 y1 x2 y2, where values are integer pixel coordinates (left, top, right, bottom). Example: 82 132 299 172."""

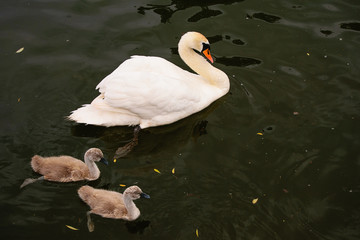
123 196 140 220
178 40 230 93
84 157 100 180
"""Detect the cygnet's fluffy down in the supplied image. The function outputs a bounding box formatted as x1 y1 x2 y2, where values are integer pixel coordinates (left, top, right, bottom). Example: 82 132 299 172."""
78 185 150 221
20 148 108 188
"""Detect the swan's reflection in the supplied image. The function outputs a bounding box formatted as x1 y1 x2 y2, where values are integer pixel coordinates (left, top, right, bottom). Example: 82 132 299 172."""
137 0 244 23
125 220 151 234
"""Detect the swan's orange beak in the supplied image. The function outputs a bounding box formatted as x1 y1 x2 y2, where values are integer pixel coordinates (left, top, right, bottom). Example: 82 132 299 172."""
202 48 214 64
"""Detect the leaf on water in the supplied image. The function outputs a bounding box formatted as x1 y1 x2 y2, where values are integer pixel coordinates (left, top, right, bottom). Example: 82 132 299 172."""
196 228 199 237
172 168 175 174
252 198 258 204
16 47 24 53
17 97 21 102
306 52 310 56
154 169 161 174
66 225 79 231
113 159 117 163
119 184 126 187
257 132 263 136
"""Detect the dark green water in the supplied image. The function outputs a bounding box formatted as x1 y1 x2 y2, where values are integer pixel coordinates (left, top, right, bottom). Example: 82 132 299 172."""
1 0 359 239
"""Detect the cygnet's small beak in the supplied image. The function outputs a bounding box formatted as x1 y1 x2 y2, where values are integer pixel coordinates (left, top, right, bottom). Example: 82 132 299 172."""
100 158 109 165
140 192 150 199
202 48 214 64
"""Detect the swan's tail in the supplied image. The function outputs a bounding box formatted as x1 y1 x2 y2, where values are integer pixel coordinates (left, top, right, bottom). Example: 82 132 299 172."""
68 104 111 126
78 185 94 202
68 97 140 127
19 155 46 188
31 155 44 172
78 185 96 232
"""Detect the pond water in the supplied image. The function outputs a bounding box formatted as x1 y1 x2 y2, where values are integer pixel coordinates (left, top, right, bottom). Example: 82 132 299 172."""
1 0 359 239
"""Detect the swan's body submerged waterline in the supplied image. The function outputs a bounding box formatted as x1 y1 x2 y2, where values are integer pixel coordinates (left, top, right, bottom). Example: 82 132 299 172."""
68 31 230 128
20 148 108 188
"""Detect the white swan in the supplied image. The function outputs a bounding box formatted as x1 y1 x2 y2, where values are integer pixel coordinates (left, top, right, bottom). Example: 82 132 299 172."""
68 31 230 128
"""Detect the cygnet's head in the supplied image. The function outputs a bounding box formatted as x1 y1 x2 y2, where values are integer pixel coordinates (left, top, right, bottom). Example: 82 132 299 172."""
124 186 150 200
84 148 108 165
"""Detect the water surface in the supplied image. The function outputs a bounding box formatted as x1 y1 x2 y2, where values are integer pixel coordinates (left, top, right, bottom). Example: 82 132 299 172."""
0 0 359 239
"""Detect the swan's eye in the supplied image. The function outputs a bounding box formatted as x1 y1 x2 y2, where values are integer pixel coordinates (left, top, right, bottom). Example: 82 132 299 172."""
192 43 213 63
202 42 210 51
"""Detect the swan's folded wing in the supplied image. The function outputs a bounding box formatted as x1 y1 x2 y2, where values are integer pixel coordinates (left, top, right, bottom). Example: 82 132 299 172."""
100 71 202 119
96 56 195 92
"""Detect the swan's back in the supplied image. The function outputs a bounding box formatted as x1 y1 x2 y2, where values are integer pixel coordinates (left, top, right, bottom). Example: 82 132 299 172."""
31 155 89 182
97 56 198 91
78 186 127 219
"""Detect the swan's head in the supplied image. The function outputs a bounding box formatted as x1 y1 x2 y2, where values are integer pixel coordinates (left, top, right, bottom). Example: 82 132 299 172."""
84 148 108 165
179 31 214 63
124 186 150 200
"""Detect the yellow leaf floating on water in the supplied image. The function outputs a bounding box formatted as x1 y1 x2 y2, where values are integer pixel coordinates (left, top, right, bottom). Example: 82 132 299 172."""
154 169 161 174
196 228 199 237
119 184 126 187
66 225 79 231
172 168 175 174
257 132 263 136
306 52 310 56
252 198 259 204
17 97 21 102
113 159 117 163
16 47 24 53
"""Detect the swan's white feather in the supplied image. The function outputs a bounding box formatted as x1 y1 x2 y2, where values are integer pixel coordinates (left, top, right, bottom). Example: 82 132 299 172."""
69 32 229 128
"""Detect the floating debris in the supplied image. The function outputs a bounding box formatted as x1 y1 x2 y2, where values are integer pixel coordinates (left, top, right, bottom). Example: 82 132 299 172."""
196 228 199 237
65 225 79 231
16 47 24 53
119 184 126 187
154 169 161 174
257 132 263 136
113 159 117 163
252 198 259 204
172 168 175 174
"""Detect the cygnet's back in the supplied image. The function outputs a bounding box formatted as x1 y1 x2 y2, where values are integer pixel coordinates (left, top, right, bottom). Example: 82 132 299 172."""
78 185 127 219
31 155 89 182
